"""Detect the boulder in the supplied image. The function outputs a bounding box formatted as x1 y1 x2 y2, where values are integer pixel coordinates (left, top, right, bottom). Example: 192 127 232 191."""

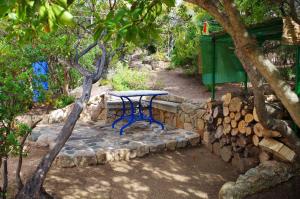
219 161 294 199
49 109 65 123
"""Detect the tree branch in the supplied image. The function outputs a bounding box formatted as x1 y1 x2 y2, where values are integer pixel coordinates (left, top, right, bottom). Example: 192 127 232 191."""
92 44 107 83
16 119 42 192
184 0 232 34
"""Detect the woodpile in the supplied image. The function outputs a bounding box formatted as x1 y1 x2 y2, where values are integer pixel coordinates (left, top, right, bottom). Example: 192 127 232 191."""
201 92 296 172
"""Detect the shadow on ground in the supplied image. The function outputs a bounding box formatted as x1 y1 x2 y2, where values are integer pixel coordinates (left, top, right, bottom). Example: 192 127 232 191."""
45 147 239 199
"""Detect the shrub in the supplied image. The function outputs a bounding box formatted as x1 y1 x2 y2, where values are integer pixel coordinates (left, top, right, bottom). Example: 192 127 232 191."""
111 64 149 91
54 95 75 109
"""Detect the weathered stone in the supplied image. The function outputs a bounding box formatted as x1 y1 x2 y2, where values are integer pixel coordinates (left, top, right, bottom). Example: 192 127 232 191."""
166 139 177 150
28 131 42 142
149 141 165 153
184 114 191 123
220 146 233 162
196 118 205 131
176 116 184 129
183 123 193 131
96 150 107 164
219 161 294 199
36 133 57 147
213 142 221 156
49 109 65 123
151 100 179 113
73 149 97 167
137 145 150 157
168 95 185 103
176 137 188 148
231 153 259 173
259 151 271 163
180 102 198 114
55 153 75 168
189 137 200 146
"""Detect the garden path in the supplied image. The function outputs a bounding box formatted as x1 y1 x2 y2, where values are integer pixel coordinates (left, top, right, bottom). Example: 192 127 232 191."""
150 68 245 102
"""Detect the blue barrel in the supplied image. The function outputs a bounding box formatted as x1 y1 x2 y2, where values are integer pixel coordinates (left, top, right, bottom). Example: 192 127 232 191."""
33 62 49 102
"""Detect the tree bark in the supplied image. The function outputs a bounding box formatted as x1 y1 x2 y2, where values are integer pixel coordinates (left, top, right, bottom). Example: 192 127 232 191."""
184 0 300 127
16 43 107 199
184 0 300 155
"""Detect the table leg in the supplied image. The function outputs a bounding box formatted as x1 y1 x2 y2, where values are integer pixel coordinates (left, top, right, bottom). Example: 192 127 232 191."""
148 95 164 130
119 97 135 135
112 97 126 128
138 96 144 120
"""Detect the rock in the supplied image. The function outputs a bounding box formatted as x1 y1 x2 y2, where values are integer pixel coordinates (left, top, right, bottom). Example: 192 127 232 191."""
259 151 272 163
143 64 153 71
184 114 191 123
231 153 259 173
197 118 205 131
219 161 294 199
180 103 199 114
36 134 57 147
168 95 185 103
220 146 233 162
55 153 75 168
176 136 188 148
183 123 193 131
96 149 107 164
115 148 130 161
213 142 221 156
189 136 200 146
142 55 153 65
149 141 165 153
73 149 97 167
28 131 42 142
49 109 65 123
166 139 177 150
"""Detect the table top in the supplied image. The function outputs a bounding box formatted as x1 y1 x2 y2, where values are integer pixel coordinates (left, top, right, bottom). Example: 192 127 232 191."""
109 90 168 97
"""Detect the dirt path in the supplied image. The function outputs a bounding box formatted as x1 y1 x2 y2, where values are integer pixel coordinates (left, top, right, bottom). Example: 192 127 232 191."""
4 146 238 199
45 146 238 199
150 68 245 102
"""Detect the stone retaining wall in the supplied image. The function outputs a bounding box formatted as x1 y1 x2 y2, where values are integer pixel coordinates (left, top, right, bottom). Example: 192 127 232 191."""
105 94 207 136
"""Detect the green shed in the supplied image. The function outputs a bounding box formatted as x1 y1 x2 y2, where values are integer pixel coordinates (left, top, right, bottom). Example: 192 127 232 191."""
200 19 300 99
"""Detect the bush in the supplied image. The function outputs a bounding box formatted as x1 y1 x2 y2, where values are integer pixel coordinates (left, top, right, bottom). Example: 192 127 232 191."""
54 95 75 109
111 63 149 91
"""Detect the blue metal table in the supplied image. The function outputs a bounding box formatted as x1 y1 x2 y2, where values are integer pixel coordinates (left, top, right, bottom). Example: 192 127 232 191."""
108 90 168 135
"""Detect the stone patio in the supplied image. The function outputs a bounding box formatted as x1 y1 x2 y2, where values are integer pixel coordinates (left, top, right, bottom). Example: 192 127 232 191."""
29 121 200 168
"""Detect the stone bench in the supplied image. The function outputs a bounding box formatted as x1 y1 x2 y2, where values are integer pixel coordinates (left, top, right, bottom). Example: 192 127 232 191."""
143 100 179 113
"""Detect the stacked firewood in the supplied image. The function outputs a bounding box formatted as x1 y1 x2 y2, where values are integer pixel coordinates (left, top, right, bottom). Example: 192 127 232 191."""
202 92 296 171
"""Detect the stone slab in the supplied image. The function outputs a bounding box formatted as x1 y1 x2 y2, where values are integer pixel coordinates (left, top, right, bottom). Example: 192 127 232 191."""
31 121 200 168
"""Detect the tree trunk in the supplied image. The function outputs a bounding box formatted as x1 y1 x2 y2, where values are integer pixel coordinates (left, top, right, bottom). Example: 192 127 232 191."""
63 67 70 95
15 77 92 199
184 0 300 155
16 41 108 198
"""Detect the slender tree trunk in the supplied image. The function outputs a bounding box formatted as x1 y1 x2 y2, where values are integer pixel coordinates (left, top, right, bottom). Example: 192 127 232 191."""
184 0 300 127
16 42 108 198
15 77 92 199
63 67 70 95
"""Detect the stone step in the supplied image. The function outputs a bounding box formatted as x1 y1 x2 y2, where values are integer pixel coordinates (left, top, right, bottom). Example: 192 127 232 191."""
31 122 201 168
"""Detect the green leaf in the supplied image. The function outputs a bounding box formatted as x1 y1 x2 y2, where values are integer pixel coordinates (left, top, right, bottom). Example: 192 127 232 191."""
162 0 175 7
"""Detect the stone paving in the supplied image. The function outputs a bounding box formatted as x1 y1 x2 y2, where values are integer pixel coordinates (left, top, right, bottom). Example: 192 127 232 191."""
30 121 200 168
